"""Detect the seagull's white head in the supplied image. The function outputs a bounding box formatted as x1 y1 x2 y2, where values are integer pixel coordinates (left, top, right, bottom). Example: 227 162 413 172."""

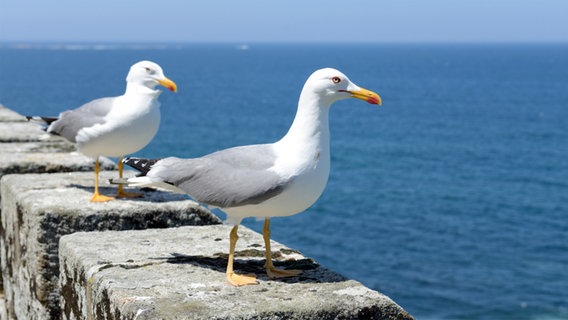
126 60 178 92
303 68 381 106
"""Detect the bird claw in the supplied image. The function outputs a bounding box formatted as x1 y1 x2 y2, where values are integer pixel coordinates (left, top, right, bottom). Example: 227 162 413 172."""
90 193 115 202
266 266 302 279
227 272 259 286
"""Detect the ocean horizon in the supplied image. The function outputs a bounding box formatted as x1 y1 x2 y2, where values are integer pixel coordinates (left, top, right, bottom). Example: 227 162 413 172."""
1 43 567 319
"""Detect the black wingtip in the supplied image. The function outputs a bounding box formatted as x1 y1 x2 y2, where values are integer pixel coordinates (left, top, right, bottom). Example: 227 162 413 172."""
122 157 160 175
26 116 59 125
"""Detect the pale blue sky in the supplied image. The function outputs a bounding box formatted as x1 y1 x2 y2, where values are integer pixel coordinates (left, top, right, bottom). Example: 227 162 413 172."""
1 0 567 43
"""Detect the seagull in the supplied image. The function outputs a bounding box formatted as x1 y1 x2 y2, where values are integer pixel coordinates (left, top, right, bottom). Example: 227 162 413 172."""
119 68 381 286
29 60 177 202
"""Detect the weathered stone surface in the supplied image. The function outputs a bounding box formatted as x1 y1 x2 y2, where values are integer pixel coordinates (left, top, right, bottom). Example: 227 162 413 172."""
0 105 26 122
0 292 5 320
0 171 221 320
0 140 77 153
0 110 114 295
0 132 116 184
59 225 414 320
0 148 115 177
0 106 69 144
0 122 56 142
0 108 112 180
0 108 115 188
0 107 112 319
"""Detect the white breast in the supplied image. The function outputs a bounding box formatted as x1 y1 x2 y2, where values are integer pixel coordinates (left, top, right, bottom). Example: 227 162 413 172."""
77 95 161 158
224 129 331 222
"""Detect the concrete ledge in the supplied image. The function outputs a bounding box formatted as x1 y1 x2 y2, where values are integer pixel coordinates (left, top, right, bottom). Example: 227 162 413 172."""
0 147 115 178
0 108 116 178
0 141 115 194
0 171 221 320
0 140 76 153
0 105 26 122
0 107 114 298
0 122 58 143
60 225 413 320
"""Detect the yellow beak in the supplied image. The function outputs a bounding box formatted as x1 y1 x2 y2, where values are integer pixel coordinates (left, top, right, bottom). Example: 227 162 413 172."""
158 77 178 92
349 87 382 105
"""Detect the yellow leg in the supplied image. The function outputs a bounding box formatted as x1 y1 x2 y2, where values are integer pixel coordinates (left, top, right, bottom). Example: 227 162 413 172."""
116 157 142 198
263 218 301 278
226 225 258 286
90 158 114 202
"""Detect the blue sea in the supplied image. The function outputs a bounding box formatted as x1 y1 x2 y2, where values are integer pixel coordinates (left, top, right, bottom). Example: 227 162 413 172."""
1 43 567 319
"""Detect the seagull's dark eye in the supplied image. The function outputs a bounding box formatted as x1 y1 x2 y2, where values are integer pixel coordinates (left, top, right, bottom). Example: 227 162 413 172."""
331 76 341 84
145 67 151 72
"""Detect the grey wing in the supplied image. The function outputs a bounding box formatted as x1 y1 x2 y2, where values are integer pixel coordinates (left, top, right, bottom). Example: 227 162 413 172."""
47 97 115 142
150 145 290 208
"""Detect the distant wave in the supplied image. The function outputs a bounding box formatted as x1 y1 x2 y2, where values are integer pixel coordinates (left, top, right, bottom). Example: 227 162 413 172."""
0 43 181 50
